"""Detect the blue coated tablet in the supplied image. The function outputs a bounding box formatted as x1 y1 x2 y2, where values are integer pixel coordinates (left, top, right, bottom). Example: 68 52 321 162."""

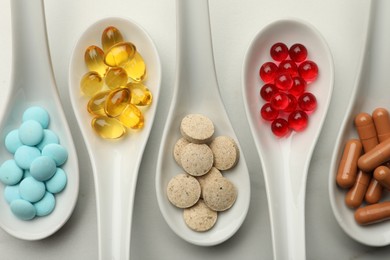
46 168 67 194
10 199 36 220
42 143 68 166
18 120 44 146
5 129 23 154
0 159 23 185
22 106 50 129
36 129 59 151
4 184 21 204
14 145 41 170
34 192 55 217
19 177 46 203
30 156 56 181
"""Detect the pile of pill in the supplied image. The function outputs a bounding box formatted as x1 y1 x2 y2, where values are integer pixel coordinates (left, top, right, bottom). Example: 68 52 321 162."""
167 114 238 232
0 106 68 220
258 42 319 137
336 107 390 225
80 26 153 139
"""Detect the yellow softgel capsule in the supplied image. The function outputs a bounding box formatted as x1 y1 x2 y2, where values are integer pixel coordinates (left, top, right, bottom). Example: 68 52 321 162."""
80 71 104 97
126 82 152 106
104 42 136 67
123 52 146 82
105 88 131 117
118 104 144 129
87 90 111 116
101 26 124 52
91 116 126 139
105 67 128 90
84 45 108 76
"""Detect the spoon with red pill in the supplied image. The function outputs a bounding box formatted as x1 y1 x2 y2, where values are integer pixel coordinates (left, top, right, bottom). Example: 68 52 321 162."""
242 19 334 259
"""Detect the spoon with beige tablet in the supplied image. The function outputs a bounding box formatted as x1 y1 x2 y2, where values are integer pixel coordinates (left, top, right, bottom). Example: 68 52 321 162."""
0 0 79 240
242 19 334 259
156 0 250 246
69 17 161 260
329 0 390 247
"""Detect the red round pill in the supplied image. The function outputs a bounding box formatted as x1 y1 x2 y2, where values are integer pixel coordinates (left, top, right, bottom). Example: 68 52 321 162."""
289 43 308 63
298 92 317 112
270 42 289 62
271 118 290 137
288 110 309 131
259 62 278 83
260 83 279 101
261 103 279 121
298 60 318 82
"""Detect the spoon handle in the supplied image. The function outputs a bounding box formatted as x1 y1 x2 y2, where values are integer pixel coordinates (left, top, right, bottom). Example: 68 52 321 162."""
175 0 221 107
11 0 57 98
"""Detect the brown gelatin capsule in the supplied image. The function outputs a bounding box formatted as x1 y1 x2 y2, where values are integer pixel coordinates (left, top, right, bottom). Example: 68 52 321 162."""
91 116 126 139
374 165 390 190
117 104 144 129
336 139 362 188
365 179 383 204
123 52 147 82
355 201 390 225
372 108 390 143
354 112 378 153
358 138 390 172
345 170 371 208
87 90 111 116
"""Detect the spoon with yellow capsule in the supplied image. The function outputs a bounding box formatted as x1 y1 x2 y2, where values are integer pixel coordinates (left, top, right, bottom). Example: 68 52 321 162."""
69 17 161 260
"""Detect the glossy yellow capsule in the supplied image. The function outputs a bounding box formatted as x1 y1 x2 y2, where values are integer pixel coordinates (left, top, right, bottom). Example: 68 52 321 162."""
104 42 136 67
91 116 126 139
105 88 131 117
123 52 146 82
84 45 108 76
105 67 128 90
80 71 104 97
87 90 111 116
126 82 152 106
101 26 124 52
118 104 144 129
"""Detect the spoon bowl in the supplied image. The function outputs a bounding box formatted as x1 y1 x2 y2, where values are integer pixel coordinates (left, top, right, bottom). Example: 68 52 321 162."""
329 0 390 247
68 17 161 259
155 0 250 246
0 0 79 240
242 18 334 259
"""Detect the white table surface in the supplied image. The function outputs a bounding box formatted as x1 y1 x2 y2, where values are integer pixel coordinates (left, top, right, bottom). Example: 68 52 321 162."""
0 0 388 259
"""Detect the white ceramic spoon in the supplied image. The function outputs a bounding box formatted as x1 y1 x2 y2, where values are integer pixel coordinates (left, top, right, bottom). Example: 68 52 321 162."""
329 0 390 247
0 0 79 240
155 0 250 246
68 18 161 260
242 19 334 259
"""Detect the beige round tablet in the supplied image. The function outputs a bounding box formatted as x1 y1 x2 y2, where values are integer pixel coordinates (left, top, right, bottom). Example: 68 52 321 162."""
183 199 218 232
180 114 214 143
197 167 223 197
173 137 190 166
181 143 214 176
167 173 201 208
203 177 237 211
209 136 240 171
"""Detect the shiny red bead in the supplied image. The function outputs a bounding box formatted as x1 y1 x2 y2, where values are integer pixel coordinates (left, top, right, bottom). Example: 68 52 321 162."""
274 72 293 91
278 60 298 77
261 103 279 121
259 62 278 83
298 92 317 112
270 92 289 111
260 83 279 101
271 118 290 137
288 110 308 131
283 94 298 113
270 42 289 62
290 77 307 97
289 43 308 63
298 60 318 82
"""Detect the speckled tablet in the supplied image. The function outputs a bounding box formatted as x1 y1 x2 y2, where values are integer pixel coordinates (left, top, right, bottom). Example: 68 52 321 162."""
196 167 223 197
209 136 240 171
180 114 214 144
203 177 237 211
173 137 189 166
183 199 218 232
167 173 201 208
180 143 213 176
